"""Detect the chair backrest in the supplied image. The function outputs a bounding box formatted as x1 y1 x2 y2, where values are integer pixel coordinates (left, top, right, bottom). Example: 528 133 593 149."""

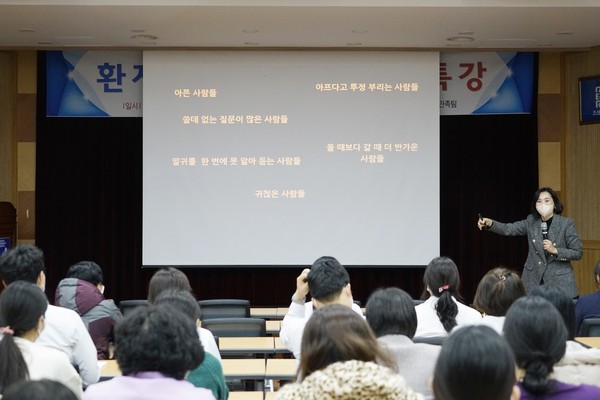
413 299 425 306
201 317 266 338
198 299 251 320
412 336 446 346
119 299 149 316
580 318 600 337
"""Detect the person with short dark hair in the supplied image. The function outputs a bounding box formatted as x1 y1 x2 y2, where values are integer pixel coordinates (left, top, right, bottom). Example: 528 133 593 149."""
83 304 215 400
146 267 220 361
575 260 600 335
478 187 583 298
55 261 123 359
529 285 600 388
0 245 99 386
432 325 518 400
471 267 525 334
415 257 481 337
366 287 440 399
153 290 228 400
278 304 424 400
3 379 78 400
0 281 83 399
280 256 363 359
504 296 600 399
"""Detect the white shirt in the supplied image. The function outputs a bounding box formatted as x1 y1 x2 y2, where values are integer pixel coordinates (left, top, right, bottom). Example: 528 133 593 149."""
415 296 482 337
197 327 221 361
37 304 100 386
280 300 363 359
15 336 84 399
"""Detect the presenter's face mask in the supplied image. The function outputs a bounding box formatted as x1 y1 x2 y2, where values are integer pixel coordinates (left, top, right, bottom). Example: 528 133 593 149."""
536 192 554 219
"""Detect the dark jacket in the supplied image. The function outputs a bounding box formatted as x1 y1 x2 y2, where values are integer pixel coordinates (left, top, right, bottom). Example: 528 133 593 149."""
55 278 123 359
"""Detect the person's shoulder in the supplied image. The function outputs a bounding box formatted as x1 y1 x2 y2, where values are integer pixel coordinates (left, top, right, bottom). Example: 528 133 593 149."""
47 303 83 320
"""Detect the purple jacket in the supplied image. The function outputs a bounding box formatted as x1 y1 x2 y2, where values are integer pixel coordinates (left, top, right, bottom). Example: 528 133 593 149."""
56 278 123 359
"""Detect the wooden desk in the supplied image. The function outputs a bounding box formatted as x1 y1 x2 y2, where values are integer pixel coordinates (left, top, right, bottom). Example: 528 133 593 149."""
265 359 297 380
274 337 291 354
229 392 277 400
266 320 281 335
222 359 266 380
251 307 279 319
99 360 121 378
575 337 600 348
219 337 275 355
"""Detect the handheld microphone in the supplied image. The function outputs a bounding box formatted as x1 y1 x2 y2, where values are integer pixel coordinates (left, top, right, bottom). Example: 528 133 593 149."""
541 221 548 240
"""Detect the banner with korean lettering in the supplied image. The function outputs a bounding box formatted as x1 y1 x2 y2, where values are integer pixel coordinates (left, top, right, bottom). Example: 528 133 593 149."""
439 52 534 115
46 51 143 117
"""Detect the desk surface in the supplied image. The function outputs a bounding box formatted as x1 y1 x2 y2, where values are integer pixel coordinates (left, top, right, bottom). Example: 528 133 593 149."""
229 392 277 400
250 307 279 319
219 337 275 354
575 337 600 348
222 359 266 380
265 358 297 380
99 360 121 378
266 320 281 334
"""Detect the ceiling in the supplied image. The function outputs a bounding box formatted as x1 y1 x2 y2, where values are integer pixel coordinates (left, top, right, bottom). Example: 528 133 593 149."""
1 1 600 51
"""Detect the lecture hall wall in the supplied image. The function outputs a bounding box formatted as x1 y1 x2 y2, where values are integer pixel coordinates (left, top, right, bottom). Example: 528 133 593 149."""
1 50 599 297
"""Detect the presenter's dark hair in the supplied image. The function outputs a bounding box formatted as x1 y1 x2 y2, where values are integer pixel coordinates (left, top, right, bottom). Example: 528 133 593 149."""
473 267 525 316
366 287 417 338
147 267 193 303
114 304 204 379
3 379 78 400
153 289 201 321
66 260 104 285
0 281 49 394
531 187 564 215
0 244 46 285
432 325 515 400
423 257 461 333
307 256 350 302
504 296 566 396
298 304 394 381
529 285 576 340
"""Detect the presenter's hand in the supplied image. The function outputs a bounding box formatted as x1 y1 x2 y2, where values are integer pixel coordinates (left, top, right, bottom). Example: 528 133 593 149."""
292 268 310 303
477 217 492 230
542 239 558 255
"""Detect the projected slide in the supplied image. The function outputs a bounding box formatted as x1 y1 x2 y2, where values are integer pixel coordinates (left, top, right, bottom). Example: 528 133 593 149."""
143 51 439 266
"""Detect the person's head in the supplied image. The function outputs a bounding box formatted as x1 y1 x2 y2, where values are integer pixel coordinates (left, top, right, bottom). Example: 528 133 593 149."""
153 289 201 324
366 287 417 338
530 187 563 218
66 260 104 290
504 296 566 396
298 304 394 381
147 267 193 303
432 325 517 400
423 257 463 333
307 256 352 308
114 304 203 380
2 379 78 400
529 285 576 340
473 267 525 317
0 245 46 290
0 281 49 394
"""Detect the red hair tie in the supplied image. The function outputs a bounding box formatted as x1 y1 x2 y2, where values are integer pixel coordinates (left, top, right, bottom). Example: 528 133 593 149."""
438 284 450 293
0 326 14 336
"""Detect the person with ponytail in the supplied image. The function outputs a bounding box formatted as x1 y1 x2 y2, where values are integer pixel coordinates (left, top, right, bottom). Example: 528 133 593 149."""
0 281 83 399
414 257 481 337
504 296 600 399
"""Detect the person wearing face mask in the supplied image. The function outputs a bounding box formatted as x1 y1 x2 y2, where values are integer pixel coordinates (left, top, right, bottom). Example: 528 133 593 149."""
477 187 582 299
55 261 123 360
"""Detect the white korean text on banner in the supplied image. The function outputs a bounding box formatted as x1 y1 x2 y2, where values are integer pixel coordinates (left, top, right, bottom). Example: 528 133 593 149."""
440 52 534 115
46 51 143 117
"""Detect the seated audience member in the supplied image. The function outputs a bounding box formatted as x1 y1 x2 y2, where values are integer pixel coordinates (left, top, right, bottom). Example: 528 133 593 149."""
280 256 363 359
529 285 600 387
471 267 525 334
3 379 78 400
0 281 83 399
147 267 220 361
83 304 215 400
575 260 600 336
277 304 424 400
504 296 600 399
55 261 123 360
153 289 228 400
0 245 99 386
432 325 519 400
366 287 440 399
415 257 481 337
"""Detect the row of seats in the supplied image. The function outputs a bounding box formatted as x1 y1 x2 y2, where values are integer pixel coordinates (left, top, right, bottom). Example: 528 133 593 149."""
119 299 251 319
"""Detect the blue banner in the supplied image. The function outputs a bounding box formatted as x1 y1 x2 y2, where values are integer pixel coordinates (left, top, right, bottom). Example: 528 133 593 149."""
46 51 143 117
579 76 600 124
